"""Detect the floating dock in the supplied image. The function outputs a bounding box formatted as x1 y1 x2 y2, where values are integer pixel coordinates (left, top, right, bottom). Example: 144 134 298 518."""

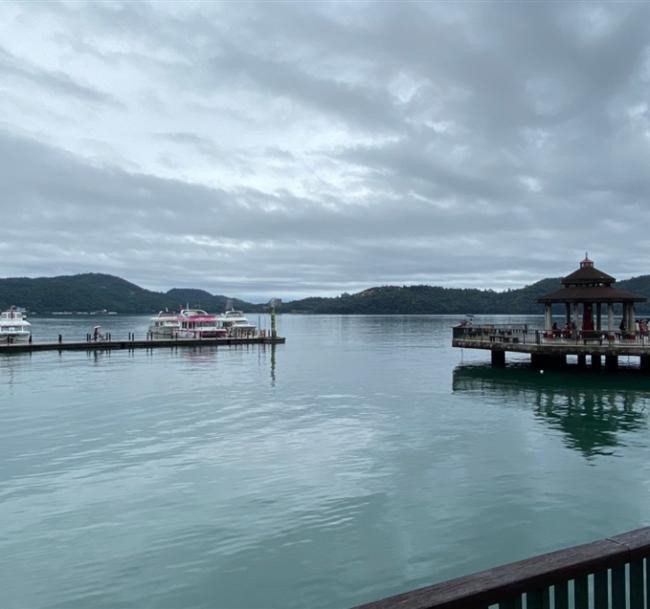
0 335 285 354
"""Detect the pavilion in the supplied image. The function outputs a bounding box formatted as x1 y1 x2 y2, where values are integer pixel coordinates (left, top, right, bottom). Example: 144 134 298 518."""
451 255 650 370
537 255 646 337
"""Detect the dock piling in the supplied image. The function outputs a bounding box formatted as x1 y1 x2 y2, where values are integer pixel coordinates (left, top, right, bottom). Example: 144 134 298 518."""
604 355 618 370
491 350 505 367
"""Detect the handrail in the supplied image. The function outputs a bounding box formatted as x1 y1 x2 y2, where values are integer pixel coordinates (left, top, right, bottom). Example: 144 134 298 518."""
351 526 650 609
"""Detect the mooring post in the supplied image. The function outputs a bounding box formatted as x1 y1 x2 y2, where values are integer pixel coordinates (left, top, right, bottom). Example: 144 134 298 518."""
58 334 62 344
491 349 506 367
271 305 277 339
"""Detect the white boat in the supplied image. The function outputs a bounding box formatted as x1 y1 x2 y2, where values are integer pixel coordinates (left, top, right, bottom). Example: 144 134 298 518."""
149 311 181 338
219 308 256 336
0 307 31 344
177 309 227 339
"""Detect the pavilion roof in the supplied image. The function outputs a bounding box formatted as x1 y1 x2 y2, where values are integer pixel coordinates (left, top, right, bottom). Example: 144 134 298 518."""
562 264 615 286
537 285 646 304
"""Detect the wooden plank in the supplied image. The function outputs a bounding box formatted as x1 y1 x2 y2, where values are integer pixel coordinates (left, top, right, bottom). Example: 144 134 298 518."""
574 575 588 609
629 559 643 609
611 563 626 609
553 581 569 609
497 597 521 609
526 589 542 609
593 569 608 609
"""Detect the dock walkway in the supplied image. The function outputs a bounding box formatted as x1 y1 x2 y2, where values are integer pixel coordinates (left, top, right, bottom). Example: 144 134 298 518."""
453 324 650 369
0 335 285 354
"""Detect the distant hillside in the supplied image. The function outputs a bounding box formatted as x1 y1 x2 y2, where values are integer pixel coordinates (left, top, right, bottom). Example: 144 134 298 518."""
3 272 650 315
279 276 650 314
0 273 261 314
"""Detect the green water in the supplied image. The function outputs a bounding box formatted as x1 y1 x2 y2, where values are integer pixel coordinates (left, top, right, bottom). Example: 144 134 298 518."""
2 315 650 609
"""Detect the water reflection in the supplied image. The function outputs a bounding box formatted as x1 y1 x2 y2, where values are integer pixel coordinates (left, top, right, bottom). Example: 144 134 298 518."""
453 365 650 458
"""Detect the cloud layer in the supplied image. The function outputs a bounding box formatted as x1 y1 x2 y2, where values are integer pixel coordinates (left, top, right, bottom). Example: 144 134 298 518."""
1 1 650 300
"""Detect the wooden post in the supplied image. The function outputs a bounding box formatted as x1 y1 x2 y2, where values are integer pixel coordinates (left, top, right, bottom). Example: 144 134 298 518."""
271 305 277 339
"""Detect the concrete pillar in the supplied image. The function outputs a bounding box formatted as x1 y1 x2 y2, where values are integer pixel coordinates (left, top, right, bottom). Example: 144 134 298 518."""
640 355 650 372
591 354 602 369
491 350 505 367
544 304 552 332
577 354 586 368
531 353 543 369
605 355 618 371
549 354 567 368
608 303 614 334
596 303 601 331
629 303 636 334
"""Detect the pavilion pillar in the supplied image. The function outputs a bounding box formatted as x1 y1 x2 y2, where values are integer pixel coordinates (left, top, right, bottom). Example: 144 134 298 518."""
565 303 571 325
608 303 614 334
544 304 552 332
596 303 602 331
573 302 579 333
629 303 636 334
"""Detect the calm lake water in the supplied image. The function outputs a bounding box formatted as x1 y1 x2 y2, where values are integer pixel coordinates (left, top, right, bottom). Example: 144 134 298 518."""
2 314 650 609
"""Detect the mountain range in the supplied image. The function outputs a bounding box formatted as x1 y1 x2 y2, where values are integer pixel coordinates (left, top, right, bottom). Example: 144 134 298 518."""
3 272 650 315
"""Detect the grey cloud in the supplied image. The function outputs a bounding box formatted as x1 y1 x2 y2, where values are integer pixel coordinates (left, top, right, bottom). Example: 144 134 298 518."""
1 2 650 299
0 46 119 107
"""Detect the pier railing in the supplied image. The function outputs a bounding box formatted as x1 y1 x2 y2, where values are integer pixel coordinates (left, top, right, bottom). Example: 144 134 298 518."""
453 324 650 347
352 526 650 609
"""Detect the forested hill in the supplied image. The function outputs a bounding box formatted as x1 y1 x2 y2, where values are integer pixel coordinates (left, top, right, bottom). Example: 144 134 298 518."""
0 274 261 314
279 276 650 314
3 272 650 315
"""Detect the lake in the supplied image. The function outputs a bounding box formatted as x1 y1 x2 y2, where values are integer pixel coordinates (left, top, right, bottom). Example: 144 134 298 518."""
2 314 650 609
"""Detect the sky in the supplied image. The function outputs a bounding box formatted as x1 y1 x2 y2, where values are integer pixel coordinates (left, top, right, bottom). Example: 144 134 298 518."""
1 1 650 301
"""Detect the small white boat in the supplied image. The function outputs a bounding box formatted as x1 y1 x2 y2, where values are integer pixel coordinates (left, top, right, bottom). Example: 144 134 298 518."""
0 307 31 344
149 311 181 338
177 309 227 339
219 308 256 336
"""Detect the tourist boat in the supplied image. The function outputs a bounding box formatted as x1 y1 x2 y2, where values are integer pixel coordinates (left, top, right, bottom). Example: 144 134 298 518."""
149 311 181 338
0 307 31 344
219 307 256 336
177 309 227 339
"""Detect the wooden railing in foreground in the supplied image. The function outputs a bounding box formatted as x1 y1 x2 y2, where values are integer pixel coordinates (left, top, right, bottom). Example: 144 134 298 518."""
351 526 650 609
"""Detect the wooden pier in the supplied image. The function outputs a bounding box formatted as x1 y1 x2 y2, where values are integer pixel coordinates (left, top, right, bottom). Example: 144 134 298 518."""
453 256 650 370
453 324 650 369
0 335 285 354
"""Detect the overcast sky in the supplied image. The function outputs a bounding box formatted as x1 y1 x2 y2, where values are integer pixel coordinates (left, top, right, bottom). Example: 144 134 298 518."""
2 2 650 301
